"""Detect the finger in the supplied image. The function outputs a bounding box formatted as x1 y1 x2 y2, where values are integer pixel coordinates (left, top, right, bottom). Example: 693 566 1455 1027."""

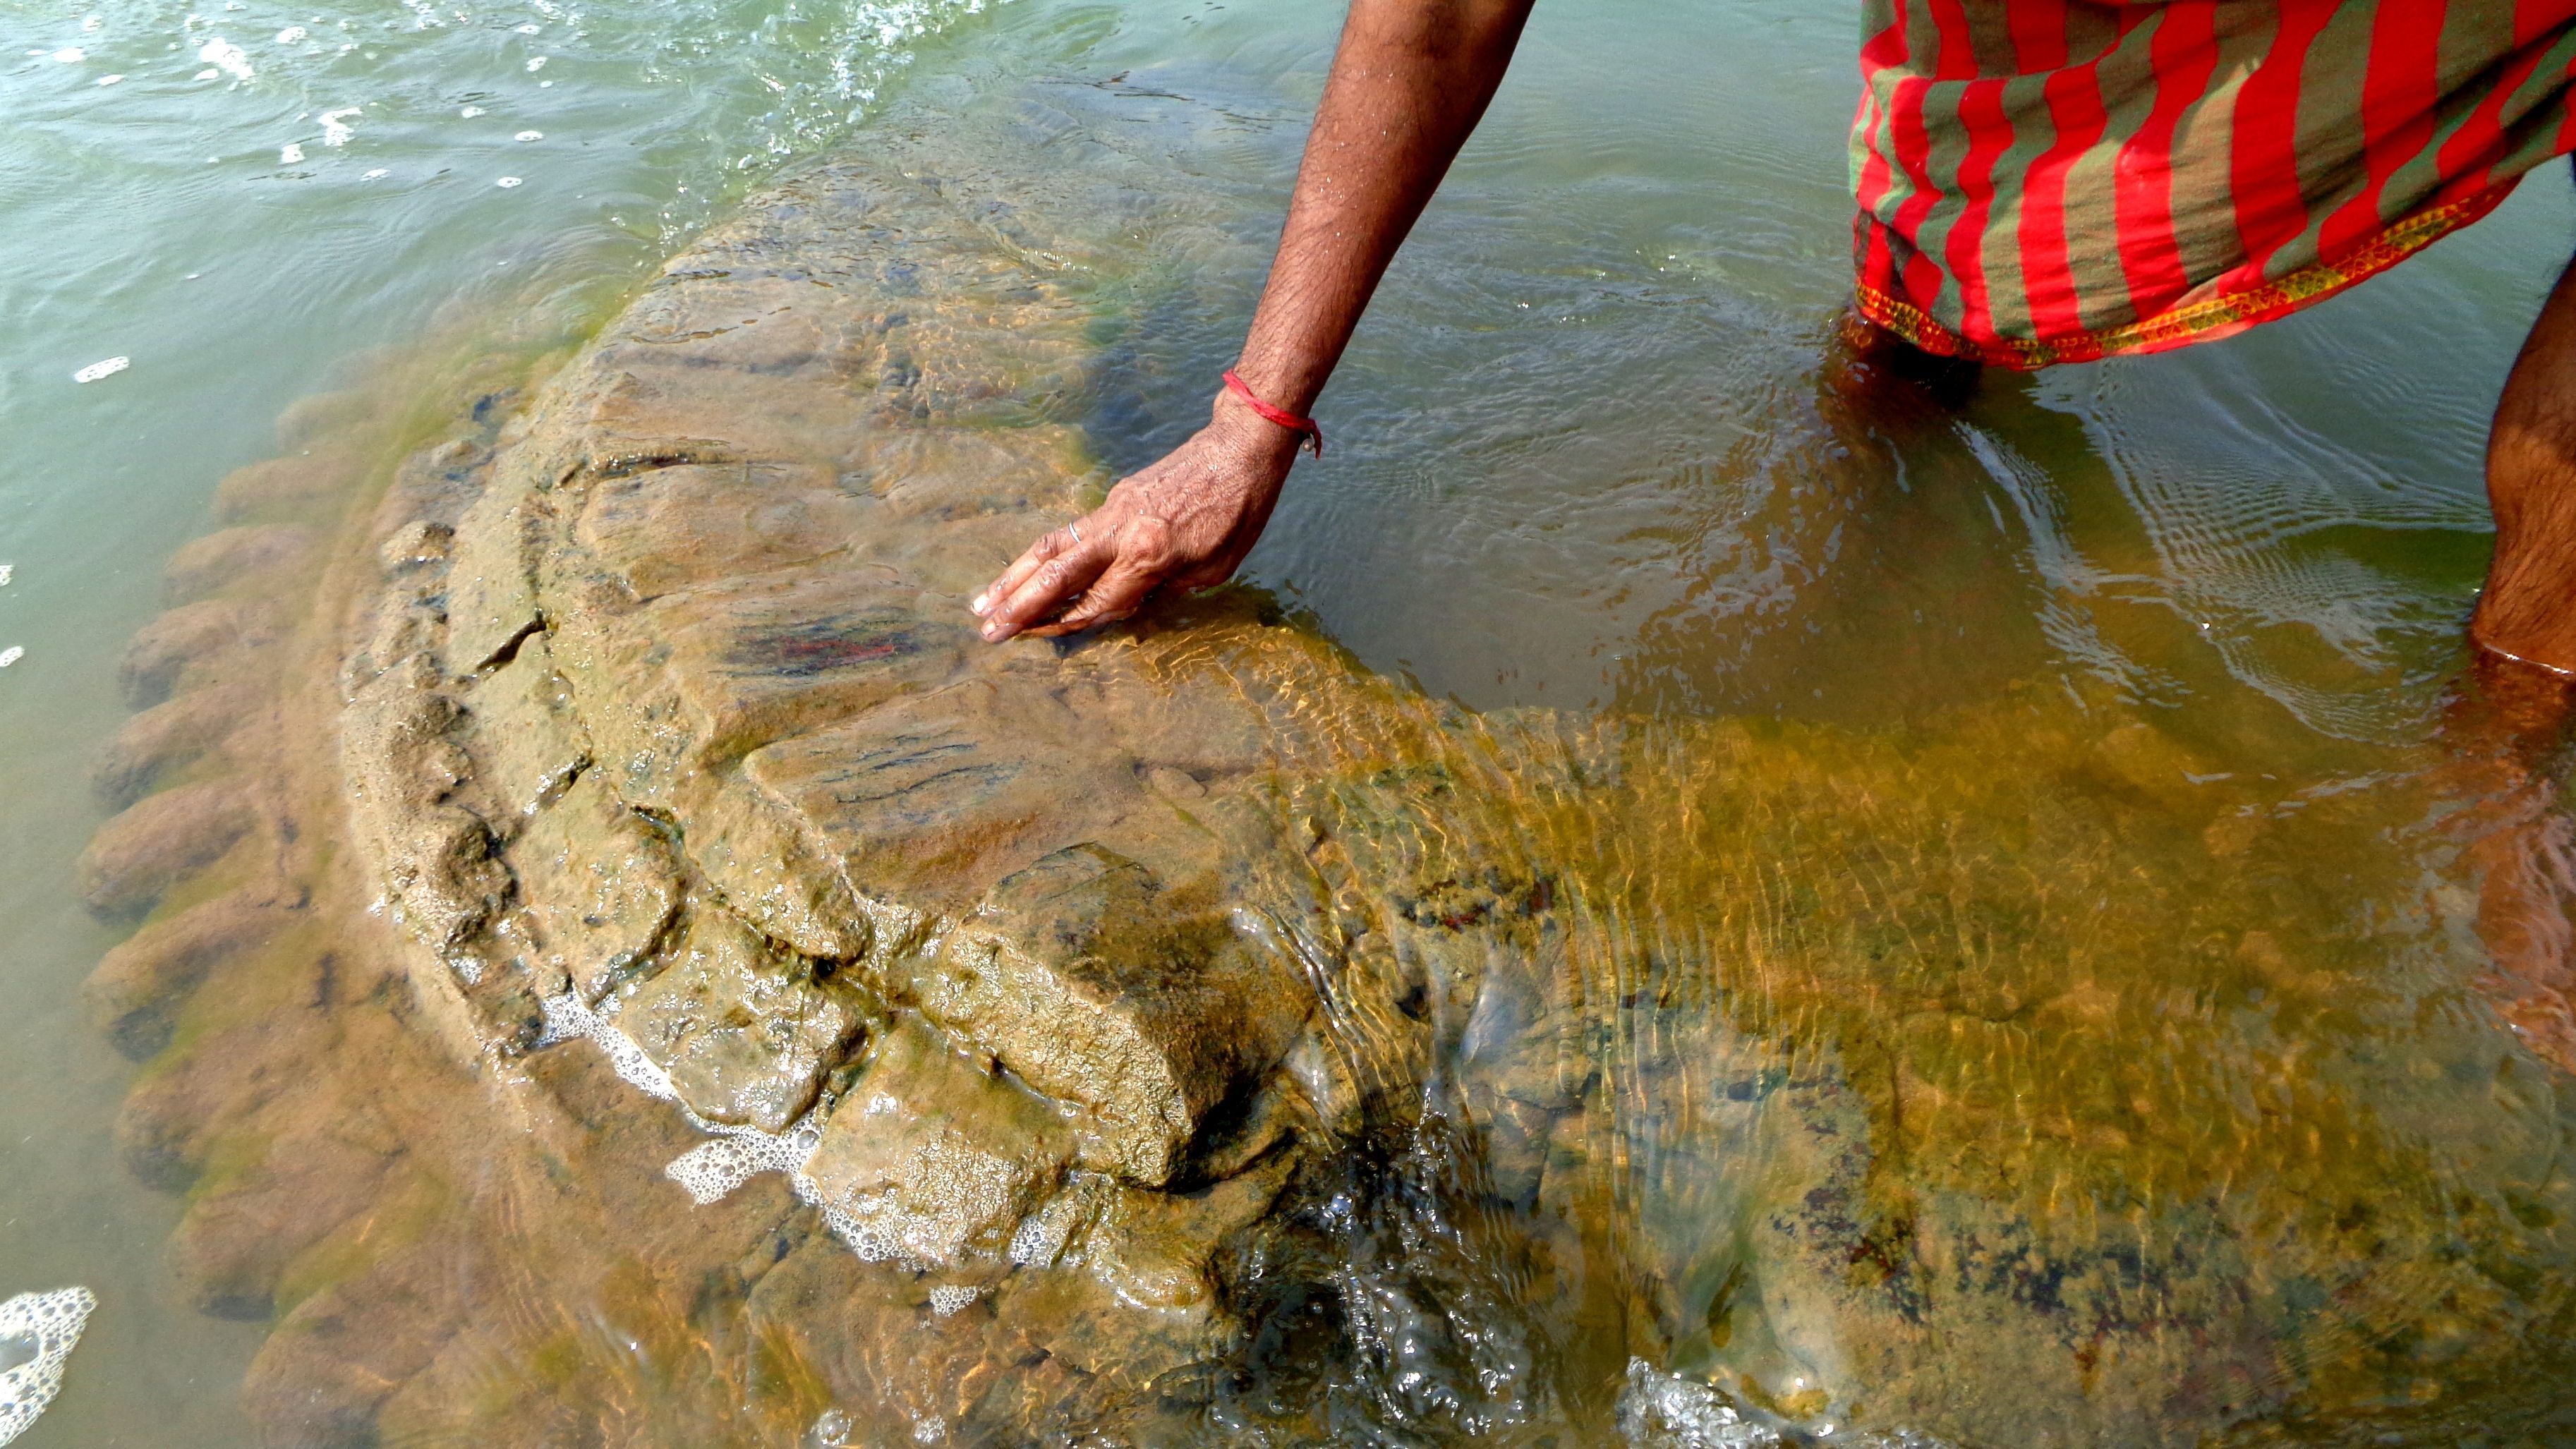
1030 553 1167 636
971 525 1076 619
1031 518 1176 636
983 536 1113 641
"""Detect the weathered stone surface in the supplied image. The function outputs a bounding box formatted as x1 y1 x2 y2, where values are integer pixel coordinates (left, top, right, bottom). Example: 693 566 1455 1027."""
912 844 1307 1184
441 483 543 672
802 1015 1075 1267
739 678 1144 909
118 598 277 708
167 1130 394 1319
272 386 370 449
459 634 589 826
77 778 256 918
84 890 291 1057
213 450 353 523
341 655 502 950
377 519 452 573
77 73 2576 1449
570 461 870 601
509 772 680 1003
92 681 256 807
163 523 313 604
622 906 864 1132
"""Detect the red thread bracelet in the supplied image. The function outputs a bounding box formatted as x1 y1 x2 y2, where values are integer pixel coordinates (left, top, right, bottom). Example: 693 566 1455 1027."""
1222 370 1324 457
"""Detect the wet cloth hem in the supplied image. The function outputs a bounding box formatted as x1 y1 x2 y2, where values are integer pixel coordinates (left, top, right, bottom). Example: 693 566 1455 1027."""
1853 181 2523 371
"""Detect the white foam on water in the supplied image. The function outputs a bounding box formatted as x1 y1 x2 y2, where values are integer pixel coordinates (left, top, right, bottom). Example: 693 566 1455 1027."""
495 176 521 188
660 1103 827 1207
196 37 250 79
319 107 360 146
524 55 547 71
80 15 102 32
0 648 21 669
49 47 84 63
274 25 306 42
926 1284 981 1317
193 68 217 80
95 73 122 85
0 564 14 588
458 104 483 117
0 1287 97 1445
540 991 897 1263
72 356 128 383
279 142 303 164
1616 1362 1781 1449
536 989 677 1103
361 168 387 180
514 130 541 142
1616 1362 1954 1449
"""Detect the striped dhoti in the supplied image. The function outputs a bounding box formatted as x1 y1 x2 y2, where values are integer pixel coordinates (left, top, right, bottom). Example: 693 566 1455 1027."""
1851 0 2576 368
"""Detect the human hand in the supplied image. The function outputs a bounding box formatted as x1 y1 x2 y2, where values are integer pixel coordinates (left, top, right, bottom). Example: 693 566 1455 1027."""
970 396 1305 642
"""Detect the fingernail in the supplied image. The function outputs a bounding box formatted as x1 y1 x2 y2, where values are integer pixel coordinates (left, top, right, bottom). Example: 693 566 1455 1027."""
981 621 1005 642
969 593 989 616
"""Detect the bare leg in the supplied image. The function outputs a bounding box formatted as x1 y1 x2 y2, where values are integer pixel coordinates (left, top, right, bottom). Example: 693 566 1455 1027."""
2448 259 2576 1069
2474 256 2576 674
1821 309 1984 419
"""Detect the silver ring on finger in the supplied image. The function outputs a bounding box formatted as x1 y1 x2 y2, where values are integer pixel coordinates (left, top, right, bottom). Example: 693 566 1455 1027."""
1066 520 1082 545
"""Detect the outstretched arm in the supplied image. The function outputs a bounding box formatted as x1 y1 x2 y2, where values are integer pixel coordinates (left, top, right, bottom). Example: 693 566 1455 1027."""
971 0 1537 642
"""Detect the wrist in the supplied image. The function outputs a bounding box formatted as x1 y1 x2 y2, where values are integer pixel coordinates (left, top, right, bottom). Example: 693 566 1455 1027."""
1207 385 1313 461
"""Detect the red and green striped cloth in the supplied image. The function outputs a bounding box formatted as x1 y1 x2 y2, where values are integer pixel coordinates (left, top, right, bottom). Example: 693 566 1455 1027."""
1852 0 2576 368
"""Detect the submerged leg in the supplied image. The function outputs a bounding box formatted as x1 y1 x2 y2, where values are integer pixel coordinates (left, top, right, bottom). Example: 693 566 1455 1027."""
1821 308 1985 419
2474 253 2576 674
2456 252 2576 1070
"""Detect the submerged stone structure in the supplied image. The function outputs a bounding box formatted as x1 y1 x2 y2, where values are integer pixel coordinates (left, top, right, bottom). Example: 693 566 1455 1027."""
76 78 2576 1448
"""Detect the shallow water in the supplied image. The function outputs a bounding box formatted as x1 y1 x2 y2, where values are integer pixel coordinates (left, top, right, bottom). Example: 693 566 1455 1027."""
5 0 2576 1444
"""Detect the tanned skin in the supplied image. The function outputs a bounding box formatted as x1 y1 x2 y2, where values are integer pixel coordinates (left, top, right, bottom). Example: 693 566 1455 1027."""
969 0 2576 1055
973 0 2576 673
2479 256 2576 677
969 0 1535 641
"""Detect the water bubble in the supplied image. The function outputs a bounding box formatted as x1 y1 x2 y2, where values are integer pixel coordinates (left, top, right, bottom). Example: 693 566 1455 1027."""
459 104 484 116
95 73 123 85
198 37 251 79
279 142 304 164
0 648 23 669
495 176 522 188
926 1284 981 1316
525 55 545 71
274 25 306 42
50 47 85 63
514 22 539 32
72 356 129 383
0 1288 94 1441
514 129 540 141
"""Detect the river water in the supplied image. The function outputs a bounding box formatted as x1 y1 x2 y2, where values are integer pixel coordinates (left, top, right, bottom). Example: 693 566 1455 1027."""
3 0 2573 1444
